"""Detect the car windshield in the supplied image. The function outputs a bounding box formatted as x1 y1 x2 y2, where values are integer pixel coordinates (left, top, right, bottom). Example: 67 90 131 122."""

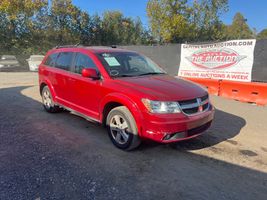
96 52 166 77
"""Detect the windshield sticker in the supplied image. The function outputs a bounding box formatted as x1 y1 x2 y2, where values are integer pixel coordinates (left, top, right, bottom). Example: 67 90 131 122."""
104 57 120 66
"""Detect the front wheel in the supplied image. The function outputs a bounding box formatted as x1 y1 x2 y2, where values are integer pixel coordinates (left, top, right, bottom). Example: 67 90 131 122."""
106 106 141 150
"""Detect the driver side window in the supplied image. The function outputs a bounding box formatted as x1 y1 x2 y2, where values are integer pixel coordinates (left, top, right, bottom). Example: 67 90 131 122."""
74 53 97 74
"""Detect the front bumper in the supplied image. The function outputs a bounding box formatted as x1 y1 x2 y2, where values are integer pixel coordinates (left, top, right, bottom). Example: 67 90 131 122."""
140 104 215 143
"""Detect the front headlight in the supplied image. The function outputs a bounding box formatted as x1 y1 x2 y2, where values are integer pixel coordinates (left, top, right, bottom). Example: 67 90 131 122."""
142 99 181 113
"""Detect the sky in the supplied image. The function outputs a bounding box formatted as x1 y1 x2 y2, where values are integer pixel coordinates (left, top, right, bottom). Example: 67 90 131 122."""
72 0 267 32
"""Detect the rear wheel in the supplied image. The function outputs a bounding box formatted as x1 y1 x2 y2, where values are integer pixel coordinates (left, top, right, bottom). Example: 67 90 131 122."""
106 106 141 150
41 86 62 113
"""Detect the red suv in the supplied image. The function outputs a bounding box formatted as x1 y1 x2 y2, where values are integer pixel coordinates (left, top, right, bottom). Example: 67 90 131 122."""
39 46 215 150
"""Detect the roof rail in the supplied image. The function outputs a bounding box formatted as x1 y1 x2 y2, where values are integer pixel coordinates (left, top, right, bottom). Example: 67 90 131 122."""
53 43 83 49
53 44 118 49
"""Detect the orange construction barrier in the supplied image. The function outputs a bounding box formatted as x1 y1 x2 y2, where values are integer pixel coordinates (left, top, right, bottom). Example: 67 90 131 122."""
183 77 220 95
182 77 267 106
219 80 267 106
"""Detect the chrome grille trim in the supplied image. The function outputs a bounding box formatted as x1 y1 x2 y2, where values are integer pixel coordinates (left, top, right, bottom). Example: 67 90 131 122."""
178 95 210 116
179 102 199 109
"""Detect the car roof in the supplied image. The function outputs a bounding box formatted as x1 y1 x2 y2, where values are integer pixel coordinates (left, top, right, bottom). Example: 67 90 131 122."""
50 46 136 54
86 46 135 53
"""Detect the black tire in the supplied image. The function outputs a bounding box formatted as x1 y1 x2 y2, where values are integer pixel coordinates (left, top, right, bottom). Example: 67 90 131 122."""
106 106 141 150
41 86 62 113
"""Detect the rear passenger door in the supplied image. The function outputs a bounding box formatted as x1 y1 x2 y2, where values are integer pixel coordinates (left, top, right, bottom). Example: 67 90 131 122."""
53 52 75 104
68 52 102 120
40 52 58 86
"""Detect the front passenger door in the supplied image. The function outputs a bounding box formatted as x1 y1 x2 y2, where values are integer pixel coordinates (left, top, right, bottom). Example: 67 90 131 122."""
68 53 102 120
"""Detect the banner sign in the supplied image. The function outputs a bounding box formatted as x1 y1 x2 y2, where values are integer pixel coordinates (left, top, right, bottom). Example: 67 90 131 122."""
178 39 256 82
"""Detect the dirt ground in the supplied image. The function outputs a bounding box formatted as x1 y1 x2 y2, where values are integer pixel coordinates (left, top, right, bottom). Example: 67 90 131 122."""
0 72 266 200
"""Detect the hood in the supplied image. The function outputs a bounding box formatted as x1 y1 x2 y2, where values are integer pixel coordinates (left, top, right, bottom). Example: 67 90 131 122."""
114 75 207 101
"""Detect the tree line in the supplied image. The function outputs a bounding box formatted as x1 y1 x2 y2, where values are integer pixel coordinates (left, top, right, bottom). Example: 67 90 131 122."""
0 0 266 54
0 0 152 54
147 0 267 43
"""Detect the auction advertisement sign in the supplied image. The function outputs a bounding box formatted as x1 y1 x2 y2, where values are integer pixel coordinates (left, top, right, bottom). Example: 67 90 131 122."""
178 39 256 82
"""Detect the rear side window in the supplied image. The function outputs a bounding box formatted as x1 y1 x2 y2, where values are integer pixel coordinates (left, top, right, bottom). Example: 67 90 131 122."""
55 52 73 71
44 53 58 67
74 53 97 74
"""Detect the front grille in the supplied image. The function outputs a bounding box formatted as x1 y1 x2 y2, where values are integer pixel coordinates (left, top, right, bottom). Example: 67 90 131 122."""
178 94 209 115
183 107 198 114
179 99 197 106
201 94 209 102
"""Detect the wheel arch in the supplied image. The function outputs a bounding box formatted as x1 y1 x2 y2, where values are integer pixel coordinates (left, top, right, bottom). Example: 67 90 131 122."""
100 93 144 136
102 101 123 126
39 80 57 102
39 82 47 95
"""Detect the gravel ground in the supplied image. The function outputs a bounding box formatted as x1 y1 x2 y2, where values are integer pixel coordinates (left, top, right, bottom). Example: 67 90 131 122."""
0 72 267 200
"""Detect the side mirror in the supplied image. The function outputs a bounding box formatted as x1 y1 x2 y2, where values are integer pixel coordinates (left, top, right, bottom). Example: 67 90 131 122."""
81 68 100 79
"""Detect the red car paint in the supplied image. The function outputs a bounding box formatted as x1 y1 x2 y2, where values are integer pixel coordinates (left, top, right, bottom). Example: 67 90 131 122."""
39 47 214 143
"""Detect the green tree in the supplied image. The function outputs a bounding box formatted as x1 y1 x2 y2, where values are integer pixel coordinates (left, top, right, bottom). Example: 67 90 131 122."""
49 0 81 45
101 11 123 44
89 14 103 45
191 0 229 41
146 0 229 43
101 11 146 45
0 0 152 54
226 12 253 39
147 0 194 43
0 0 47 20
257 28 267 40
0 12 10 50
0 0 48 52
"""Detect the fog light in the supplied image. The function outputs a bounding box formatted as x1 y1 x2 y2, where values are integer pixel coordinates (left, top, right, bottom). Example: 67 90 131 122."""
163 132 186 141
164 134 172 140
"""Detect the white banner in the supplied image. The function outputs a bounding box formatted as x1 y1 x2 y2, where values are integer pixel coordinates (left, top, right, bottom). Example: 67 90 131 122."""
178 39 256 82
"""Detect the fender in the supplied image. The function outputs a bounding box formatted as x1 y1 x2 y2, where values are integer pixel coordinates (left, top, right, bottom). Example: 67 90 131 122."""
99 93 145 136
40 79 57 103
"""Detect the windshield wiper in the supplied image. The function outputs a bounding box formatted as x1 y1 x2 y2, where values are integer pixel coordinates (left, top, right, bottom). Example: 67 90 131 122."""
137 72 165 76
113 72 165 78
113 74 136 78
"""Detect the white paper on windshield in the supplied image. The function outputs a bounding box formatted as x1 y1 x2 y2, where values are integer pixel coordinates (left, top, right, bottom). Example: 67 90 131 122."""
104 57 120 66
